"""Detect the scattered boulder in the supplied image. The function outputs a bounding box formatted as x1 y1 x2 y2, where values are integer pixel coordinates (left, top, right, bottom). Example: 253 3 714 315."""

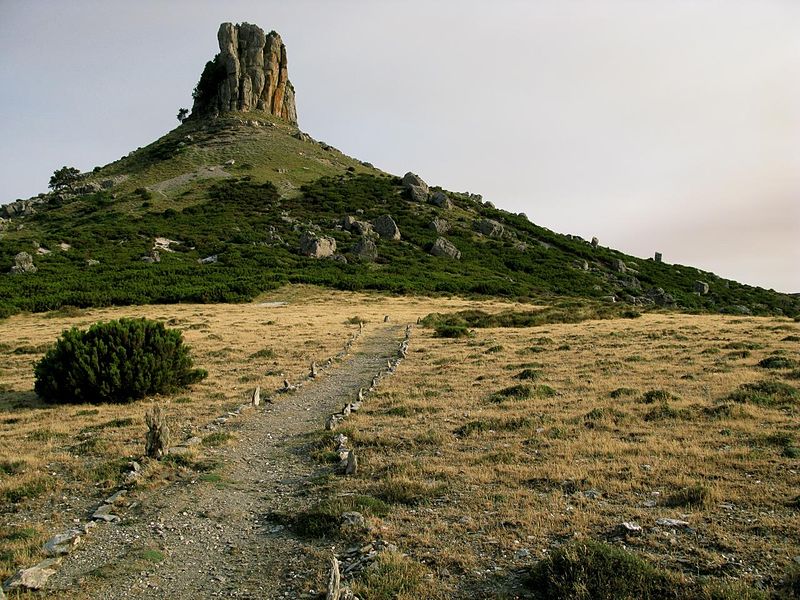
344 450 357 475
402 172 428 203
654 252 662 263
402 172 428 192
198 255 218 264
43 531 81 557
352 237 378 262
141 250 161 264
429 217 450 234
10 252 37 274
591 236 599 247
86 259 100 267
694 281 709 295
373 215 400 241
350 220 373 237
430 191 452 209
611 258 627 273
646 287 676 308
617 522 643 536
299 231 337 258
91 504 120 523
430 237 461 259
294 131 312 142
3 558 60 592
475 218 503 238
251 386 261 407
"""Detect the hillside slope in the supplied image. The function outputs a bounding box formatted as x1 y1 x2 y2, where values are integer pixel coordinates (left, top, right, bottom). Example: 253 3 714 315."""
0 110 797 319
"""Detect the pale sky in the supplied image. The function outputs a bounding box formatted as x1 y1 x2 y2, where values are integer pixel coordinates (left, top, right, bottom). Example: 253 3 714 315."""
1 0 798 292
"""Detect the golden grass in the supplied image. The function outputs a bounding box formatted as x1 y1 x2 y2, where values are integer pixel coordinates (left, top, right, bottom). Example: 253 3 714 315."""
338 311 800 593
1 289 798 593
0 286 518 580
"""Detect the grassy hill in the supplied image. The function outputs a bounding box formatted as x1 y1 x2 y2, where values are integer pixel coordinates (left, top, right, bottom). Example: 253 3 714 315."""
1 110 797 318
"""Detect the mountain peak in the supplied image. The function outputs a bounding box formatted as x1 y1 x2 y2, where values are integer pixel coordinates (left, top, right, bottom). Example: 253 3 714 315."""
190 22 298 124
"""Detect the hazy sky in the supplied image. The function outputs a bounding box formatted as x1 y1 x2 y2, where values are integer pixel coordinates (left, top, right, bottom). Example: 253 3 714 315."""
1 1 798 292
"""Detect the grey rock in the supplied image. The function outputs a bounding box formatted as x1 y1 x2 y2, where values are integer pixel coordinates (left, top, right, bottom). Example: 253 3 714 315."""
656 518 690 528
694 280 709 295
475 218 504 238
402 172 428 193
192 23 297 124
341 512 366 528
251 386 261 407
430 191 452 209
10 251 37 273
731 304 752 315
407 184 428 203
299 231 336 258
654 252 662 263
373 215 400 240
92 504 120 523
326 556 342 600
611 258 627 273
3 558 60 591
43 531 81 557
85 259 100 266
428 217 450 234
352 237 378 262
198 254 218 264
430 237 461 260
617 521 642 536
345 450 358 475
647 287 676 308
105 490 127 504
591 236 599 247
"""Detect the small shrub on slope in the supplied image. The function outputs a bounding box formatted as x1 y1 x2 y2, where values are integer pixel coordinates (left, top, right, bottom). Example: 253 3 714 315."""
34 318 207 404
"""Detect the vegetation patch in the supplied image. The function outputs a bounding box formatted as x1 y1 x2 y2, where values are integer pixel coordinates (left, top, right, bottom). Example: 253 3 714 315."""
664 484 715 508
758 356 798 370
514 368 541 380
641 389 676 404
353 551 446 600
202 432 233 447
372 477 447 506
455 416 533 437
609 387 637 399
728 380 799 407
488 384 533 403
34 318 207 404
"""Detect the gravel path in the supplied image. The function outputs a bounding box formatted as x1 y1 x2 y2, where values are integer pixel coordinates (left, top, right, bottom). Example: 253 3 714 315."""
50 323 405 599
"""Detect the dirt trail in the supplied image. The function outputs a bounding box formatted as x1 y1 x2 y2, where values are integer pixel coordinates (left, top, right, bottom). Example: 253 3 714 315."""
50 323 405 599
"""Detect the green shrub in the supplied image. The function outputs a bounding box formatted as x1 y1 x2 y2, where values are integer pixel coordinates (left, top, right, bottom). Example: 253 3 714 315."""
34 318 207 404
527 541 680 599
434 324 472 338
728 380 799 407
758 356 798 369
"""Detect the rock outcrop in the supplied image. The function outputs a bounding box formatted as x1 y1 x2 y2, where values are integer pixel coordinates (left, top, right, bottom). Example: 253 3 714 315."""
430 237 461 259
10 252 37 274
373 215 401 241
191 23 298 124
299 231 336 258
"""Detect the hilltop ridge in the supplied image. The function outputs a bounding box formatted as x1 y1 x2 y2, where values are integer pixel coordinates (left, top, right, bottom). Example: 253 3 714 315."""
0 22 797 319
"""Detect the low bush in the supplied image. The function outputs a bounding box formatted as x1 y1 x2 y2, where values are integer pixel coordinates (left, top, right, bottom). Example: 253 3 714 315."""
728 380 799 407
34 318 207 404
758 356 798 370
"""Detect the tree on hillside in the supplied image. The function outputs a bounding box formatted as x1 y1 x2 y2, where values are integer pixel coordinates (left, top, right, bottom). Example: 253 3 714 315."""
177 107 189 123
48 166 81 193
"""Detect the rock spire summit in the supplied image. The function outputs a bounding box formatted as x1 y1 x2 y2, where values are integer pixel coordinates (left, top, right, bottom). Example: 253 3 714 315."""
191 22 298 124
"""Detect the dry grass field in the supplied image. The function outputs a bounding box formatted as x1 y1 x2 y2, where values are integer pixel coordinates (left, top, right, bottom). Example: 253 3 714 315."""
1 287 798 597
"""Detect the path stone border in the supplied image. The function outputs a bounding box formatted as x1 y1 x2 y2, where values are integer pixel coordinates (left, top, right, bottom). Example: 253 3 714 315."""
2 323 368 594
323 323 413 598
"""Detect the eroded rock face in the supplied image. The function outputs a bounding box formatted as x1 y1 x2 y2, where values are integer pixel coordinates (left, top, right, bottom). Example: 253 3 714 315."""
475 218 504 238
191 23 298 124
